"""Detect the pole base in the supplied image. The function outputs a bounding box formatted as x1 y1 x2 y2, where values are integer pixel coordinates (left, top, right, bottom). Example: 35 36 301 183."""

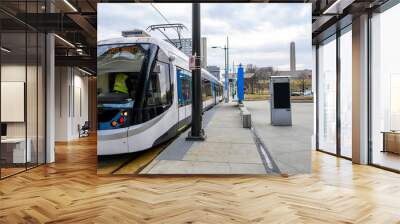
186 129 206 141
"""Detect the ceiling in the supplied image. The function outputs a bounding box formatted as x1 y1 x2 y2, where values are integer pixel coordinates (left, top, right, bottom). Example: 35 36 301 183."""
0 0 391 73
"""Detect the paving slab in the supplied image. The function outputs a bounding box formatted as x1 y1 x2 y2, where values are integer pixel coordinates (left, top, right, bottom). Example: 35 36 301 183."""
141 102 267 174
244 100 313 174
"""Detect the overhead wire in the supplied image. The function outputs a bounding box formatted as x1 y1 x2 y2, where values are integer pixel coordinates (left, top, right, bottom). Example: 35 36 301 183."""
150 3 171 24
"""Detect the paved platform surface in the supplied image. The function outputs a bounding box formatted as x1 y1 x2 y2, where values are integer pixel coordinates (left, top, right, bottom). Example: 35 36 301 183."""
141 102 267 174
244 100 313 174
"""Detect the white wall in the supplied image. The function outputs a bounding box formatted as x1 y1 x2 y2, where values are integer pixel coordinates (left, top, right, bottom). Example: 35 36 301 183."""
54 66 89 141
55 66 69 141
71 72 89 138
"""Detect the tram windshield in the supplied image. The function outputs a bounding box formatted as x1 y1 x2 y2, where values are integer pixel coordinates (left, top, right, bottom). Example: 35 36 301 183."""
97 44 150 106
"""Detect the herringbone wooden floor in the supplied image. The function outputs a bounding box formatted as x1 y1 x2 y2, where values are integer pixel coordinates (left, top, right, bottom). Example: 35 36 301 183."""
1 135 400 224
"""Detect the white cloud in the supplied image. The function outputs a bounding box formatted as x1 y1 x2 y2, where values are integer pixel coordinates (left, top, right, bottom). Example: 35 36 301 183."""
98 3 312 70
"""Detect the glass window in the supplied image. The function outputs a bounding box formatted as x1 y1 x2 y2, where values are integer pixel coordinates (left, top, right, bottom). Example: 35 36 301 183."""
97 72 140 105
371 4 400 171
97 44 151 129
1 30 28 178
318 36 337 154
340 28 352 158
202 78 206 101
183 78 191 105
202 79 212 101
97 44 149 105
177 70 184 107
177 69 191 106
0 1 46 179
146 62 171 107
142 61 171 122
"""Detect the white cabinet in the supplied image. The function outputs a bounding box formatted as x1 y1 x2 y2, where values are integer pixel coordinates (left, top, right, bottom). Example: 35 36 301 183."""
1 138 31 163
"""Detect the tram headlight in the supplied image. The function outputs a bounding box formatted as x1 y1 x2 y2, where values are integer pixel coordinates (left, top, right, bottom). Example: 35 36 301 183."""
111 120 118 127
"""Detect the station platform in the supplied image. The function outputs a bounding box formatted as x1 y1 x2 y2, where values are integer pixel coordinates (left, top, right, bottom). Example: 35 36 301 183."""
141 102 268 174
140 100 313 175
244 100 312 174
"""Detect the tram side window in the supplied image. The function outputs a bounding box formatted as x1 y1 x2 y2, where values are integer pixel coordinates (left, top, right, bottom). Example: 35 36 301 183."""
177 69 184 106
143 61 172 121
182 75 191 105
149 62 171 105
177 69 192 106
201 78 206 101
207 82 212 98
202 79 212 101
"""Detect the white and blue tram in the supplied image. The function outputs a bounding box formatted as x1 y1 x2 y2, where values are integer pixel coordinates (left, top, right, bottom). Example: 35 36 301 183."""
97 32 223 155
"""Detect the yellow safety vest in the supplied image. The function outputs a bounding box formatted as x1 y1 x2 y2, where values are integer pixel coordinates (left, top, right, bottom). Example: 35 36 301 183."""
113 73 128 94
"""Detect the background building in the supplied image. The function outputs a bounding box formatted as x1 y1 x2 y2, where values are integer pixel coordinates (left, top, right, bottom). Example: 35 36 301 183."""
169 37 207 68
206 65 221 80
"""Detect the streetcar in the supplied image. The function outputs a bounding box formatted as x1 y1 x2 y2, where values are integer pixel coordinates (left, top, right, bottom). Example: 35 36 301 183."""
97 30 223 155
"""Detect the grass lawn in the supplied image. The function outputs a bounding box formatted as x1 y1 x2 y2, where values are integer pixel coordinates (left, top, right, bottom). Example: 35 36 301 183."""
244 94 270 101
244 94 313 102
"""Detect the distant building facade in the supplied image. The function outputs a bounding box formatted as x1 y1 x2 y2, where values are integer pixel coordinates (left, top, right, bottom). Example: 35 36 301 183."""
206 66 221 80
168 37 207 68
274 69 312 79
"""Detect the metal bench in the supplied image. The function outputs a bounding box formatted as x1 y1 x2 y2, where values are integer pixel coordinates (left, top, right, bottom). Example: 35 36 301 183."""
239 107 252 129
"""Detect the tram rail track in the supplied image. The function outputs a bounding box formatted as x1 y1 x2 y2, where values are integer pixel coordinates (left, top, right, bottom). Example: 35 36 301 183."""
97 139 174 175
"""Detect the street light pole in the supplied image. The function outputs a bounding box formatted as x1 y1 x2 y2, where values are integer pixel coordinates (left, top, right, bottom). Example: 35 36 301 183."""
224 45 229 103
226 36 229 102
211 39 229 103
186 2 205 141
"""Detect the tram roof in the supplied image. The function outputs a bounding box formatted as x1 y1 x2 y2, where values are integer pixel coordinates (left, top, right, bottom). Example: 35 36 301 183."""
98 36 222 85
98 36 188 60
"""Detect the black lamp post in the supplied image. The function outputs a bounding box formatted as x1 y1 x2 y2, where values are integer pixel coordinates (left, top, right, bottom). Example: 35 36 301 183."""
186 3 205 141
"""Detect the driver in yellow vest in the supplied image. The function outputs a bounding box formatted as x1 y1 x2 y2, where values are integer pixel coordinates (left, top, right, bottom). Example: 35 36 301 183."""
113 73 129 94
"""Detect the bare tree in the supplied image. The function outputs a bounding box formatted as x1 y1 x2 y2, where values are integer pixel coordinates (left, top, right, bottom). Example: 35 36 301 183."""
297 73 309 95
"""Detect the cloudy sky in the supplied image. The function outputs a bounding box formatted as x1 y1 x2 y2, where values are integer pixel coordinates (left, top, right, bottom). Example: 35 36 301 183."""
98 3 312 71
